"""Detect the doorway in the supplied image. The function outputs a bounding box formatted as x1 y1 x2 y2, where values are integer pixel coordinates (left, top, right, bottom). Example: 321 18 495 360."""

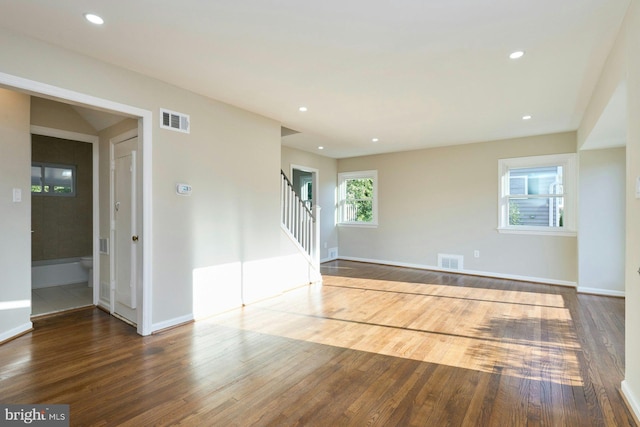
291 164 318 210
0 70 153 335
30 129 99 317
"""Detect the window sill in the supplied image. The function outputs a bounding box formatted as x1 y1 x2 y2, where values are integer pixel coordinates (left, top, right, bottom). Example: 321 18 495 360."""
338 222 378 229
497 227 576 237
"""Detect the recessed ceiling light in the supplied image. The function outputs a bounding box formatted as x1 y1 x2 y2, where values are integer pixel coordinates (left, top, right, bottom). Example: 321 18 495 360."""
509 51 525 60
318 146 324 150
522 115 532 120
84 13 104 25
298 106 308 112
372 138 379 142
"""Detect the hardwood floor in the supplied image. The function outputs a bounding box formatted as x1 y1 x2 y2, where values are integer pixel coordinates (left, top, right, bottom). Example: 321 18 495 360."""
0 260 635 426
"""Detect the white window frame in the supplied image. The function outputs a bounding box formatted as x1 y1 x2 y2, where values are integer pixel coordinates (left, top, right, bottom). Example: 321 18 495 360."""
338 170 378 227
498 153 576 236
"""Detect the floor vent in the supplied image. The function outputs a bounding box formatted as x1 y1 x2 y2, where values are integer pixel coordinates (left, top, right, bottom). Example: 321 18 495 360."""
438 254 464 270
160 108 190 133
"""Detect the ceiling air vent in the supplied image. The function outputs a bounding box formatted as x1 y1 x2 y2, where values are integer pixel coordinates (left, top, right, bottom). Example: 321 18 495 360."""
160 108 190 133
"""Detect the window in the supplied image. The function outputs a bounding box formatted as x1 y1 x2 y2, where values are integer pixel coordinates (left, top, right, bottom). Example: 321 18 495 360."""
498 153 576 236
31 163 76 196
338 170 378 226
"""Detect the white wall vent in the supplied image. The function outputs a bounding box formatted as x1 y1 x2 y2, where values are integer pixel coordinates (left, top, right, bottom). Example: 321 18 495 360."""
438 253 464 270
160 108 190 133
99 238 109 255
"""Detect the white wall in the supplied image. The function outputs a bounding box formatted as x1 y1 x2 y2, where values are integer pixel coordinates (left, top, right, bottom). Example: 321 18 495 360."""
0 89 32 342
337 132 578 284
31 97 98 135
281 146 339 261
623 1 640 419
0 28 309 337
579 1 640 420
578 148 626 296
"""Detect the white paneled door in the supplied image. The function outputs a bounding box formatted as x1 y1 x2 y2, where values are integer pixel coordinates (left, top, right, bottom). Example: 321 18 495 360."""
113 137 138 325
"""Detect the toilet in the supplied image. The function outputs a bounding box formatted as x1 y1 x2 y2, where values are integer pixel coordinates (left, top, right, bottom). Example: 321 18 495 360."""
80 256 93 287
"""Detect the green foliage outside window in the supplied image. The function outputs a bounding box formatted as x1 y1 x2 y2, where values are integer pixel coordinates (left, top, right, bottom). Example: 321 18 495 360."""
509 201 522 226
346 178 373 222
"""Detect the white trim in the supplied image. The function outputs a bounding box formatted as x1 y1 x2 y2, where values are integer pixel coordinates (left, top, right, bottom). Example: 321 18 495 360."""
338 222 378 228
338 256 578 288
140 119 153 336
576 287 625 297
151 314 194 334
0 322 32 343
0 71 148 118
29 126 101 306
0 71 153 336
622 380 640 426
497 227 577 237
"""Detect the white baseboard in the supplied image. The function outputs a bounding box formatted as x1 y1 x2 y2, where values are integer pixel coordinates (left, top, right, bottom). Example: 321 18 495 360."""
622 380 640 425
338 256 578 288
320 255 339 263
576 286 625 298
151 314 194 334
0 322 33 344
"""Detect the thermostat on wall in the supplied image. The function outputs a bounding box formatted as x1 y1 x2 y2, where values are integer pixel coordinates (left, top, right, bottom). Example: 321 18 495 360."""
176 183 192 195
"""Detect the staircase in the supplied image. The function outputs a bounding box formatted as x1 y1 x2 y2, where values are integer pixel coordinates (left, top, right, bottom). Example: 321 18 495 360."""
280 170 321 281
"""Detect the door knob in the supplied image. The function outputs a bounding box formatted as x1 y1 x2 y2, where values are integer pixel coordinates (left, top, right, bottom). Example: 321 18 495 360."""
132 235 139 242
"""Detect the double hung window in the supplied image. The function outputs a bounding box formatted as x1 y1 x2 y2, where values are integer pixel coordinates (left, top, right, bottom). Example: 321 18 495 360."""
498 154 576 236
338 170 378 226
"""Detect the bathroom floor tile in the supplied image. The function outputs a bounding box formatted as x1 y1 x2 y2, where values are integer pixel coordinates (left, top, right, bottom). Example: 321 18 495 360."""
31 282 93 317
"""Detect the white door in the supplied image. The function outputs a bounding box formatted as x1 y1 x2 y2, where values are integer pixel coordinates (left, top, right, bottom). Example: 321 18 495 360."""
113 137 138 325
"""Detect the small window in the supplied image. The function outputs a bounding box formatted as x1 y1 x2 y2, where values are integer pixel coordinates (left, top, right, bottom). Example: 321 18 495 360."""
498 154 576 236
31 163 76 196
338 170 378 226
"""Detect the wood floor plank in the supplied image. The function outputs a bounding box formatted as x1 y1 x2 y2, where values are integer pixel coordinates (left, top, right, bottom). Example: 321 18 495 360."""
0 260 635 426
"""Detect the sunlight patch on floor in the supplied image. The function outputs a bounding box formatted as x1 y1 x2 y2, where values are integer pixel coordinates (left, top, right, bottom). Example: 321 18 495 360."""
207 278 583 386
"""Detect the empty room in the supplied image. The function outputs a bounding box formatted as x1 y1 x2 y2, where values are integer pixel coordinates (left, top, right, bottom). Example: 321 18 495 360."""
1 1 640 425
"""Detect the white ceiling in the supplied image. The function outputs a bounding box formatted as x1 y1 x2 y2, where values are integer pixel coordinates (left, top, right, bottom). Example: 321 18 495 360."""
0 0 630 158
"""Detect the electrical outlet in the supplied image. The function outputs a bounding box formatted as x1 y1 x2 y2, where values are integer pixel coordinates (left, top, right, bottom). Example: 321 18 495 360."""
474 250 480 258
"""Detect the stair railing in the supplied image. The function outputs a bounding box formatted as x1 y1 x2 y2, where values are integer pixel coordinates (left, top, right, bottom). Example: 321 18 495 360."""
280 170 319 268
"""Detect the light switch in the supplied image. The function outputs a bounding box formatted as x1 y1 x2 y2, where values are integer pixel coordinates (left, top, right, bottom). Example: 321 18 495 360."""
12 188 21 203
